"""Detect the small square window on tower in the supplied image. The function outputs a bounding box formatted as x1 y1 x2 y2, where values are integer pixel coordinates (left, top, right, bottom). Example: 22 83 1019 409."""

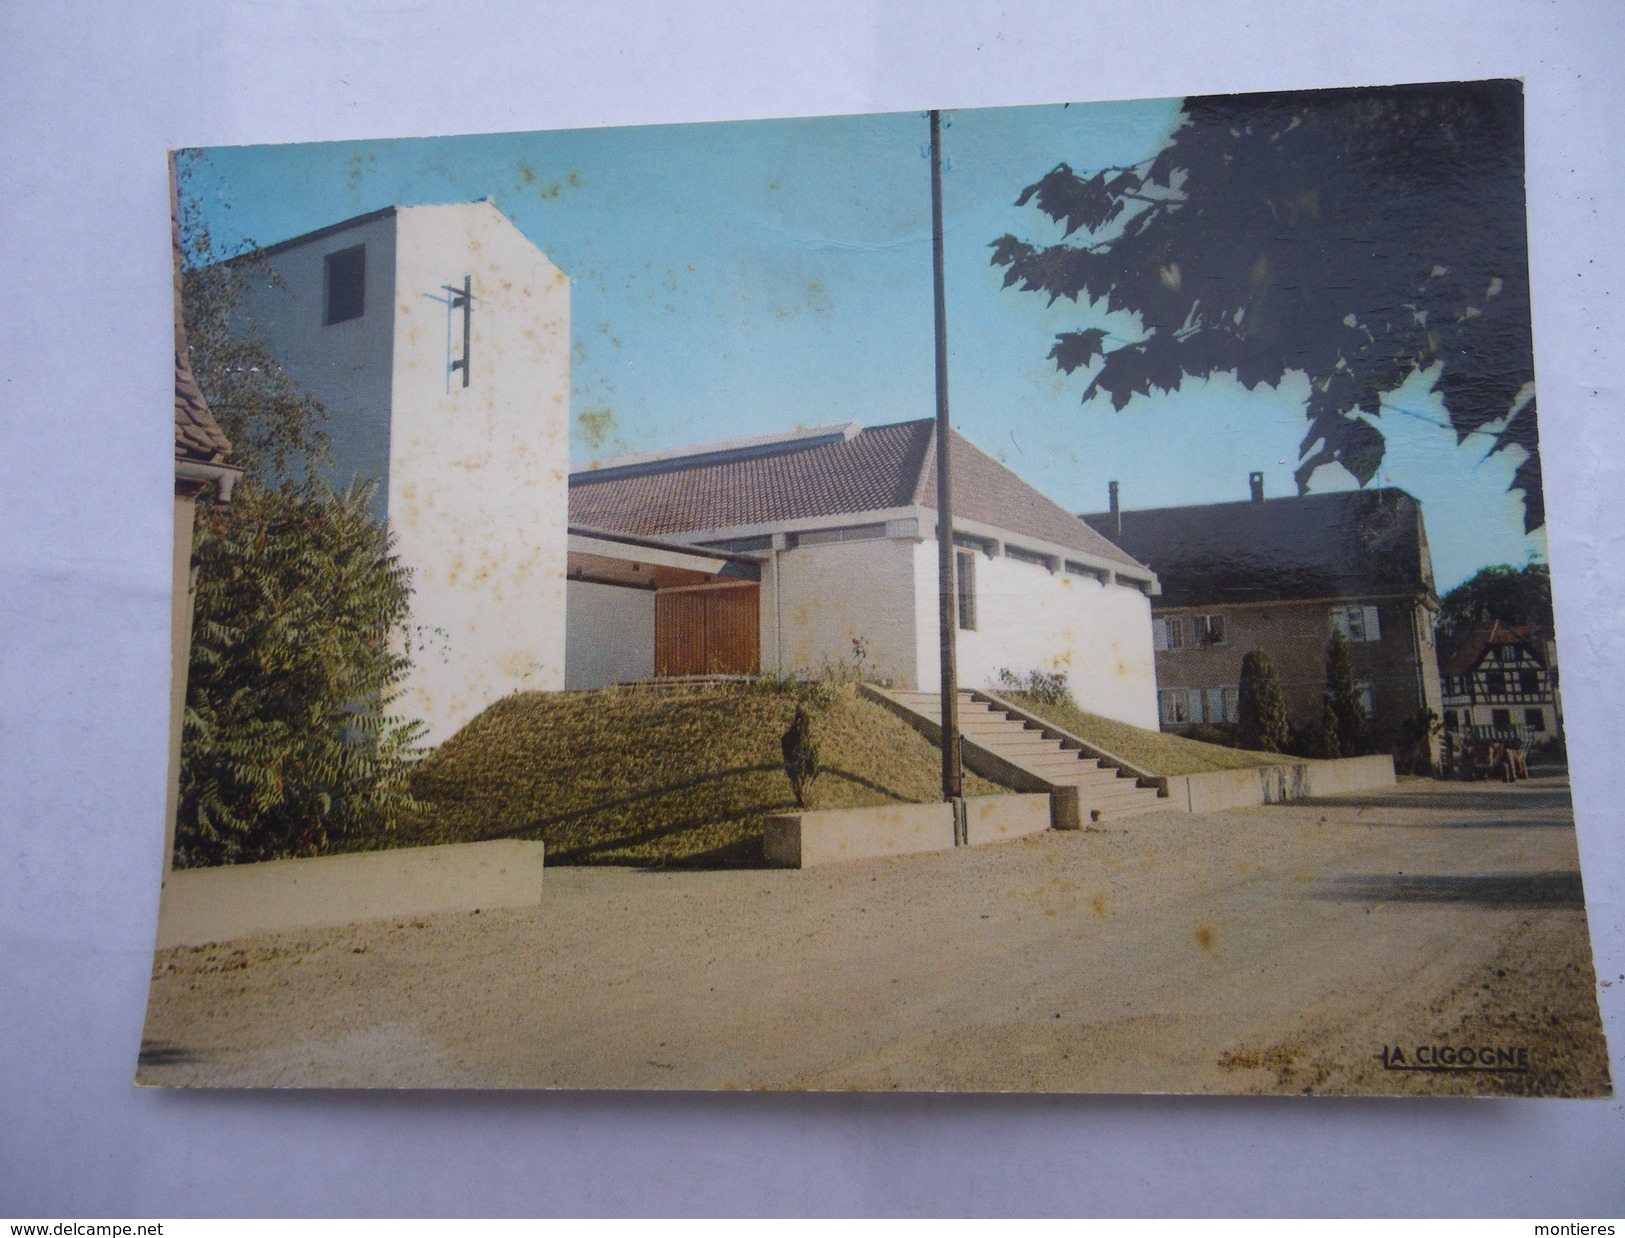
324 244 366 324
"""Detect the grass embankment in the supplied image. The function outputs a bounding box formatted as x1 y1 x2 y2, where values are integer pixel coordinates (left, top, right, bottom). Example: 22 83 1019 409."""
1001 692 1304 777
404 682 1000 867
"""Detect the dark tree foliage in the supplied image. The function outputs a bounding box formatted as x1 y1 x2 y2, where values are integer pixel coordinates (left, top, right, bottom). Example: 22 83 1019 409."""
1438 562 1552 640
991 82 1544 531
175 151 425 866
1396 706 1443 776
1324 629 1368 756
175 149 329 484
177 480 426 867
1236 648 1290 753
1317 700 1343 761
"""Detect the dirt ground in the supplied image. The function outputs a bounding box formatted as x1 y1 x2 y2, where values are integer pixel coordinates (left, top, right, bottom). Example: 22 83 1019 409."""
137 776 1612 1095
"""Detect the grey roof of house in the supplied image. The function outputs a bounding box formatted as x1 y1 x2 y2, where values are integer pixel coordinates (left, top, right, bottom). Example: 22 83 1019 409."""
569 418 1147 570
1079 488 1435 609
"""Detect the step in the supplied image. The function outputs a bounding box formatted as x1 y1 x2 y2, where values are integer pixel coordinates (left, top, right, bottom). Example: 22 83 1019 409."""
1058 776 1156 799
961 716 1043 732
1088 800 1170 823
1014 745 1095 762
957 718 1035 735
1074 786 1164 810
984 735 1070 753
1018 755 1113 777
1037 765 1128 787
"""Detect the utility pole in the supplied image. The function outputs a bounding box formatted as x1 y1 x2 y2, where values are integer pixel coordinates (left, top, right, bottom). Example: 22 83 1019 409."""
930 109 965 840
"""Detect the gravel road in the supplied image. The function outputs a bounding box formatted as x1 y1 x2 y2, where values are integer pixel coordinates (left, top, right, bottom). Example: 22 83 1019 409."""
137 776 1611 1095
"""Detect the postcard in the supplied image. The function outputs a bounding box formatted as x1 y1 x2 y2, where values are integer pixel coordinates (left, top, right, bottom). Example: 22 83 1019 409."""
143 80 1610 1094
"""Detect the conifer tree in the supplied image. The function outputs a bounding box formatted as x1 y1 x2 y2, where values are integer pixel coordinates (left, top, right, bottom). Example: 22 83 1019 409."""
1324 629 1368 757
1237 649 1290 753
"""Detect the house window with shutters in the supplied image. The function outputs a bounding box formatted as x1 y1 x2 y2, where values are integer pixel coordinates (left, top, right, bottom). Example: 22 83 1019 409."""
1153 616 1185 651
1331 604 1381 643
1204 684 1240 724
1193 614 1226 646
1158 688 1194 726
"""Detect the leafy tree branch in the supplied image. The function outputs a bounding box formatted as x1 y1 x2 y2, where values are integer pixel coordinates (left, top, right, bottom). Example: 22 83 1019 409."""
991 82 1543 531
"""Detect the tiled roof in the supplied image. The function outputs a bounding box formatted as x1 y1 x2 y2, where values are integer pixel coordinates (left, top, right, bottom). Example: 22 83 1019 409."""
175 350 231 463
917 430 1145 569
571 420 930 534
1439 620 1551 676
569 418 1146 569
1081 488 1435 608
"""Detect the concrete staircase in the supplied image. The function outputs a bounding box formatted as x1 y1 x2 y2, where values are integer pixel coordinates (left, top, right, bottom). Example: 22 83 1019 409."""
868 687 1169 824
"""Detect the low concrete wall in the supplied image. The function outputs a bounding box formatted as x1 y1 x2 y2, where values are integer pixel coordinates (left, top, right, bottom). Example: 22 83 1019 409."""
154 840 546 949
765 794 1054 868
1160 754 1396 814
1161 766 1284 814
765 802 955 868
1296 753 1398 797
965 793 1052 846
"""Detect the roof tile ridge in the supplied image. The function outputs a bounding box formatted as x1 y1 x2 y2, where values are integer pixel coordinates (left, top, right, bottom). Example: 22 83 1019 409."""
909 423 937 506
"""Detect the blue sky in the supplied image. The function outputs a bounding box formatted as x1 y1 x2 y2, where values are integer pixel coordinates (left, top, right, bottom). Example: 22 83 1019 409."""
183 98 1547 593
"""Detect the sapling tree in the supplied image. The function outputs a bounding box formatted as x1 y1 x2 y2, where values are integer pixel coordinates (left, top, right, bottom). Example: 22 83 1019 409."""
780 704 822 809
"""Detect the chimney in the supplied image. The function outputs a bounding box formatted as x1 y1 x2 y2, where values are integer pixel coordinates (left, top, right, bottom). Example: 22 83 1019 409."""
1249 471 1264 502
1108 480 1121 535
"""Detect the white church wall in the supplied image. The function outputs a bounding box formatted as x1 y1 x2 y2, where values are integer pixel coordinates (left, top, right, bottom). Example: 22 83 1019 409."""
565 581 655 689
767 537 920 686
911 540 1161 731
387 202 571 740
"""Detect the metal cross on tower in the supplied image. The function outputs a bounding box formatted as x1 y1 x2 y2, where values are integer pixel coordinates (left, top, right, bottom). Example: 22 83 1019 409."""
425 275 475 391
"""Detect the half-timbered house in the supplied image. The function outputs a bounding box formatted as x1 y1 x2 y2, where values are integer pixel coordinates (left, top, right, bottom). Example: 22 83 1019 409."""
1439 620 1562 744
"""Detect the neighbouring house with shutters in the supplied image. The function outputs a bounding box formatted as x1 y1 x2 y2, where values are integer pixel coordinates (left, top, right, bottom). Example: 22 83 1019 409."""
567 420 1164 730
1080 474 1444 752
210 200 1162 741
1439 620 1563 745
